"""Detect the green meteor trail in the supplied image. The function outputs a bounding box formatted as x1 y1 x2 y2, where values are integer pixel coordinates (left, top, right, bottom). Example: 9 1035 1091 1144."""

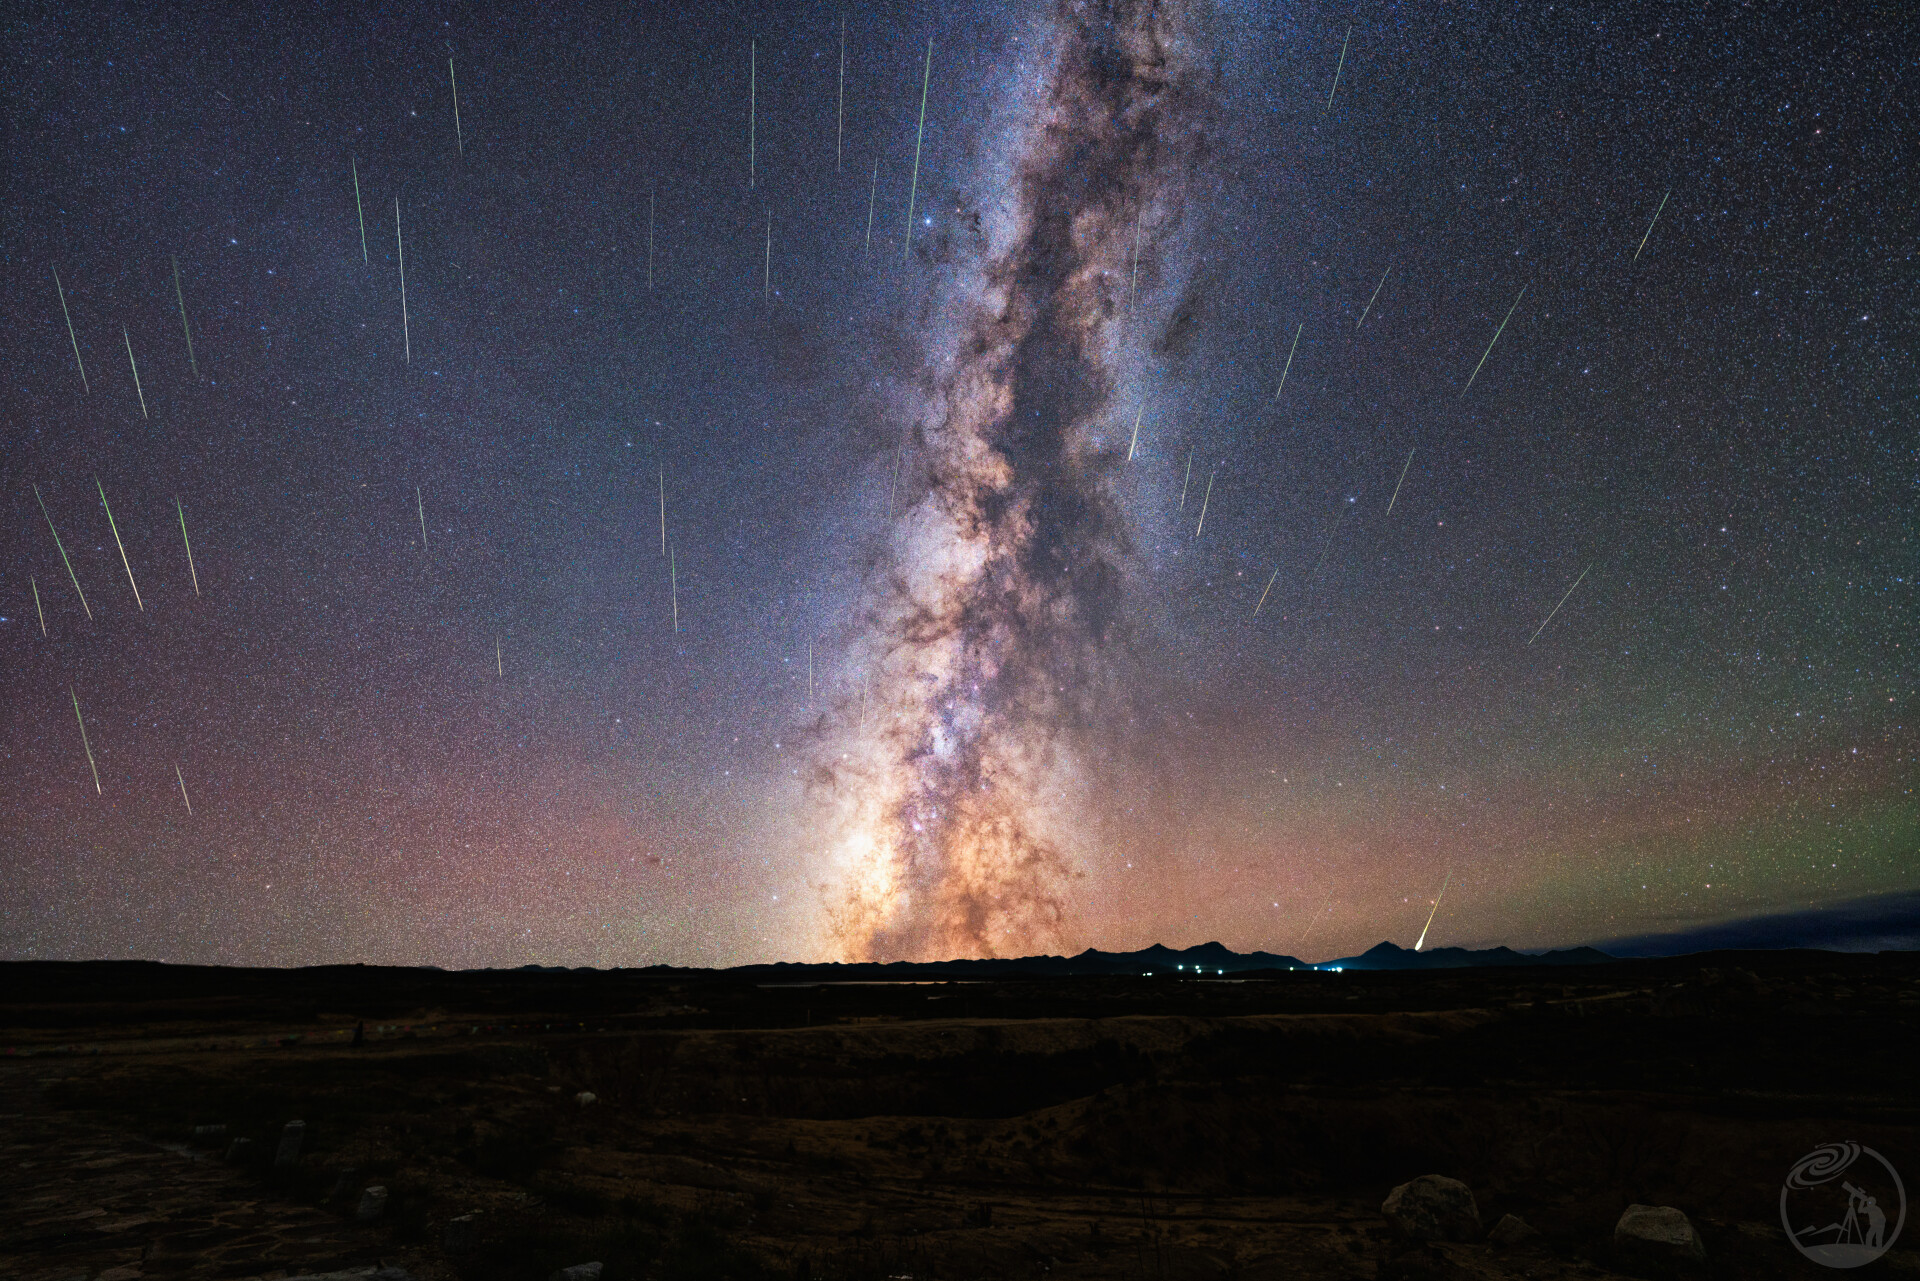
96 477 143 611
34 485 91 621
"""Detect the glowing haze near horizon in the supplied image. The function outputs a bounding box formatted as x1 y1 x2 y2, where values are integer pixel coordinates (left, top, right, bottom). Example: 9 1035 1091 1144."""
2 1 1913 968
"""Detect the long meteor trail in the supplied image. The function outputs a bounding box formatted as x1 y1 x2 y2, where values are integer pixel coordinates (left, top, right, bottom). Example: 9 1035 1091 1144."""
172 256 199 376
1273 322 1303 398
864 157 879 256
1252 565 1281 617
1460 284 1527 398
1385 446 1415 517
96 478 143 611
1527 564 1591 645
123 328 148 418
396 198 411 363
1357 266 1389 329
70 686 101 795
352 157 368 262
53 267 88 393
1326 25 1352 111
1635 188 1671 261
1414 871 1451 951
902 37 932 259
35 485 91 621
176 497 200 596
449 57 463 155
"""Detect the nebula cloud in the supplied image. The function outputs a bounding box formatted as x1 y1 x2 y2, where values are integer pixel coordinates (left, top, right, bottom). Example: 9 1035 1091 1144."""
809 0 1215 961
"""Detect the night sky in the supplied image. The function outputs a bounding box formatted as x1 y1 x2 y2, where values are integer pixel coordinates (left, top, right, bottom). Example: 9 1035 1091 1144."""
3 1 1913 968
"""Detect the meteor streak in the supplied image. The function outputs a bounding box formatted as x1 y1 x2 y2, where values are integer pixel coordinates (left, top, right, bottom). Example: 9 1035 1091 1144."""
1306 503 1352 582
449 57 463 156
1194 465 1216 538
96 478 143 611
864 158 879 256
1634 188 1670 261
172 256 199 376
1273 322 1302 398
886 437 904 520
123 327 148 418
53 267 88 393
70 686 101 795
175 764 192 814
1385 446 1414 517
1414 871 1451 951
1460 284 1526 398
1126 403 1143 461
416 487 428 552
34 485 91 621
1326 25 1352 111
1297 893 1335 951
1356 265 1389 329
1252 565 1280 617
902 37 932 259
31 577 47 638
175 497 200 596
1527 564 1590 645
396 198 411 363
1128 211 1143 314
351 157 368 263
496 634 502 677
1180 447 1193 510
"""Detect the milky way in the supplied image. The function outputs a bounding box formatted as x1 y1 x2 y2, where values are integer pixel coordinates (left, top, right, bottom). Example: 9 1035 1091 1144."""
809 0 1217 961
3 2 1911 967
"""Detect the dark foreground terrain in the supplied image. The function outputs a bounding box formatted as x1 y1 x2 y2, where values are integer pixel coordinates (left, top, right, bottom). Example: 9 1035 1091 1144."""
3 953 1917 1281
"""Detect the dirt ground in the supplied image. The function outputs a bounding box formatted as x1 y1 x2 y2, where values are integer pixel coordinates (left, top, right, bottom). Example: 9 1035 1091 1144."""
3 953 1917 1280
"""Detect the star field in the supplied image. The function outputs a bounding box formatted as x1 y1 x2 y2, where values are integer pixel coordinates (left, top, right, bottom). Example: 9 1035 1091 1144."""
2 0 1913 966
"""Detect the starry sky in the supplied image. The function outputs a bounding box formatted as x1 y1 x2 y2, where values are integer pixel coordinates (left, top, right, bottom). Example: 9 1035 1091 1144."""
2 0 1913 968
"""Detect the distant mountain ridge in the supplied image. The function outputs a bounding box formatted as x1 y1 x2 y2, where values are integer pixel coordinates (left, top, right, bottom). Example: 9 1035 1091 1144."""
1315 941 1616 971
726 939 1615 979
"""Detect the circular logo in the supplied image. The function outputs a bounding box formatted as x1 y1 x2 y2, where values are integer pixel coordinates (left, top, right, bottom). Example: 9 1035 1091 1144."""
1781 1142 1906 1268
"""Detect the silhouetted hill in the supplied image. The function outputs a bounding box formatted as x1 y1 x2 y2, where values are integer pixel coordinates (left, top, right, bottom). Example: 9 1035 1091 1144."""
1315 941 1617 971
731 939 1615 980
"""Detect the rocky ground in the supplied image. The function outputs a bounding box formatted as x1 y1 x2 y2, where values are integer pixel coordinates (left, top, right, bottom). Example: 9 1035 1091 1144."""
3 953 1918 1280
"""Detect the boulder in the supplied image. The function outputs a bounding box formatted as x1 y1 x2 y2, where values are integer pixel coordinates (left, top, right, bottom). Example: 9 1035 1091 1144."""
274 1120 306 1169
546 1264 602 1281
354 1185 388 1223
574 1091 598 1107
1613 1204 1706 1277
443 1212 482 1253
223 1137 255 1164
1487 1213 1543 1248
1382 1174 1482 1244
